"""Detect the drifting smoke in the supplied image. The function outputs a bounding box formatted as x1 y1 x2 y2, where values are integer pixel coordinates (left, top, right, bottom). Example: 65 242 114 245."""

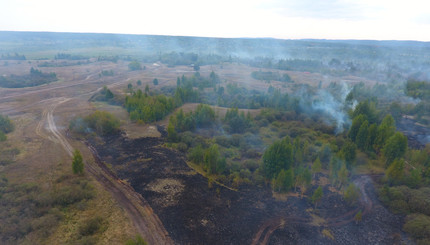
305 83 356 134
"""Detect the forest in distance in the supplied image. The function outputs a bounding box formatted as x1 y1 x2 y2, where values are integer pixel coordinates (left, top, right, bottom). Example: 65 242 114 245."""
0 31 430 245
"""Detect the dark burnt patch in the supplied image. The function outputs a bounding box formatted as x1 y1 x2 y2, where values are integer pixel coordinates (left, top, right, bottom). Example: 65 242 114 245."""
88 133 411 244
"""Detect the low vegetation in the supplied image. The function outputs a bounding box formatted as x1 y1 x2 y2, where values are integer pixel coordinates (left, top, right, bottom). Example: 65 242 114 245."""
251 70 293 83
0 174 95 244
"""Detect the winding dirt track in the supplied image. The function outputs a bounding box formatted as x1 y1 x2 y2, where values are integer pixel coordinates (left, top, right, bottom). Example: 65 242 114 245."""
39 96 173 244
251 175 374 245
0 67 174 244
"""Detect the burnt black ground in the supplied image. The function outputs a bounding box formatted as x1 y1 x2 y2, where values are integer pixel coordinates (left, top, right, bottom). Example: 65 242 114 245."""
88 133 411 245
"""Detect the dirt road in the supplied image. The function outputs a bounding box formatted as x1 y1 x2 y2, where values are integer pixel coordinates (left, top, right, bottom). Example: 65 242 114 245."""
37 96 173 244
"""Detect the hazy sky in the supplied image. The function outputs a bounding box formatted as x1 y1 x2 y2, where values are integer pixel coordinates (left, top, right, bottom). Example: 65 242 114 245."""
1 0 430 41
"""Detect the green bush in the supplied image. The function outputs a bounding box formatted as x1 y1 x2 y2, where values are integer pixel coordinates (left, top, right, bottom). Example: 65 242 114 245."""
70 111 120 135
79 216 105 236
404 214 430 242
0 114 14 133
126 235 148 245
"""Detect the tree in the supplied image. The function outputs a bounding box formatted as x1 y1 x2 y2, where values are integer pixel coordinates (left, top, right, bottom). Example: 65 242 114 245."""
72 149 84 174
137 80 142 86
386 158 405 185
312 186 323 209
145 84 149 94
262 137 293 179
127 83 133 90
354 210 362 224
341 141 357 166
153 78 159 85
295 167 311 197
0 114 14 133
105 88 114 100
355 120 369 150
375 114 396 151
348 114 366 142
167 120 177 142
273 169 294 192
194 104 215 127
204 144 220 174
366 123 378 152
128 61 142 71
311 157 322 178
352 100 377 123
344 183 360 206
337 163 348 189
383 132 408 164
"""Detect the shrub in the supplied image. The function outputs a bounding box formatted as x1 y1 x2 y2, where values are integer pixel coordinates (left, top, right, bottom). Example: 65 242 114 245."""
0 114 14 133
79 216 105 236
403 214 430 242
70 111 120 136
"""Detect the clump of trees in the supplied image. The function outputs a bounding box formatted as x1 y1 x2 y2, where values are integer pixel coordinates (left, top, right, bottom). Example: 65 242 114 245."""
55 53 86 60
69 111 120 135
224 108 252 133
168 104 215 140
100 70 114 76
0 53 26 60
125 90 176 123
0 68 57 88
251 70 293 82
128 61 142 71
90 86 116 104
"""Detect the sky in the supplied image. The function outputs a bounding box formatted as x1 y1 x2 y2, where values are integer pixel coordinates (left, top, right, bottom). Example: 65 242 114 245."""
1 0 430 41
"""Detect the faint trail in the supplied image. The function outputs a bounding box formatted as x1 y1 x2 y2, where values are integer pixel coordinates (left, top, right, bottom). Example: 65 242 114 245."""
45 98 73 156
251 216 309 245
40 97 173 245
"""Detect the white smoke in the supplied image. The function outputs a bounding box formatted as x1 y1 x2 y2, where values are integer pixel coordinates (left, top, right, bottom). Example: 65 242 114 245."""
310 83 356 133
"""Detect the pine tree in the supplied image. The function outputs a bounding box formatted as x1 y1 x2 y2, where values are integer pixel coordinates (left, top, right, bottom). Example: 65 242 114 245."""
355 120 369 150
311 157 322 178
312 186 323 209
354 210 362 224
72 149 84 174
383 132 408 164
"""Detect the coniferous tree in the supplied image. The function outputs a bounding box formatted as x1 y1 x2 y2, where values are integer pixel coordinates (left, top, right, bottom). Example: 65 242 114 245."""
312 157 322 178
312 186 323 209
383 132 408 164
72 149 84 174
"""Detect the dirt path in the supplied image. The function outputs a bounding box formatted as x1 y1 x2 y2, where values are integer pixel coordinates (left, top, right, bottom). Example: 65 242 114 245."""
251 216 310 245
251 175 374 245
39 97 173 245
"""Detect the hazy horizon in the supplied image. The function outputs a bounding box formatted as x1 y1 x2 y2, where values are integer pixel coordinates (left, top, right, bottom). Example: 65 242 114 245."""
1 0 430 42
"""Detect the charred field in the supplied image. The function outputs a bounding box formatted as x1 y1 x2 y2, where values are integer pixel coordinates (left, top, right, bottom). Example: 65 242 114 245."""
87 131 409 245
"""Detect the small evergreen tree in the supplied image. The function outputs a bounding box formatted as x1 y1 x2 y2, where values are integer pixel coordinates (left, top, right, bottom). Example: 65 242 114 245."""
354 210 362 224
312 157 322 178
72 149 84 174
344 183 360 206
312 186 323 209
